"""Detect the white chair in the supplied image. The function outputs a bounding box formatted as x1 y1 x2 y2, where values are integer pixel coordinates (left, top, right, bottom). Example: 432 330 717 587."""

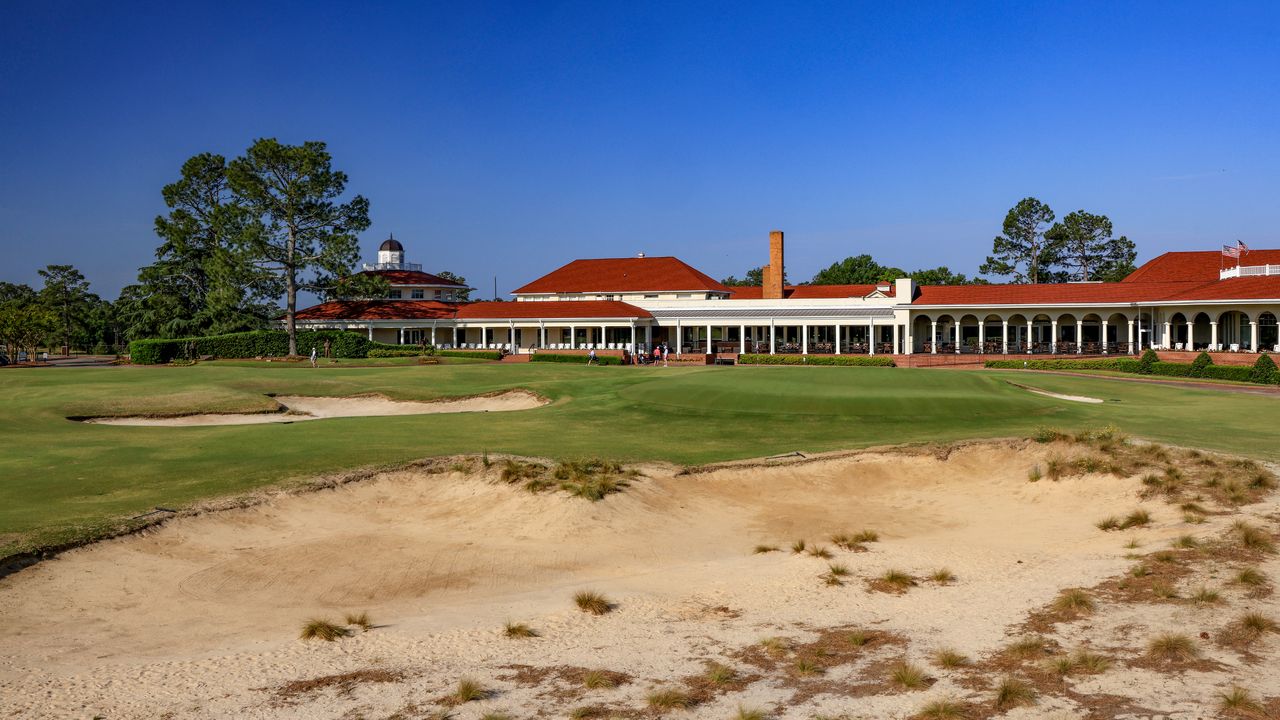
1230 343 1240 352
1175 342 1184 350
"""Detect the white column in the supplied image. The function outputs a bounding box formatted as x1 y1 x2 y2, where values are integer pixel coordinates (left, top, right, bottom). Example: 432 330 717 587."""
739 324 746 354
1102 320 1110 353
1127 320 1135 354
569 325 576 349
1210 321 1218 351
834 324 841 354
367 325 373 340
1250 321 1259 352
892 323 900 355
540 323 546 348
630 324 636 353
869 319 876 355
675 320 681 356
953 320 959 354
1026 320 1033 354
706 324 712 354
930 321 937 354
1163 321 1171 349
1185 322 1193 350
905 327 913 355
1001 320 1009 354
769 321 775 354
978 320 985 355
1050 320 1058 354
1076 320 1083 354
801 324 808 355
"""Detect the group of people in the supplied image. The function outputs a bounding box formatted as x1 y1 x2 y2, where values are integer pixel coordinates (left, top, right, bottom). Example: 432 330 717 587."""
588 343 671 366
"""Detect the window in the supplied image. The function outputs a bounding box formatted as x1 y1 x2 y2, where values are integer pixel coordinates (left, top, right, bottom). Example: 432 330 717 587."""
644 294 658 299
388 289 402 299
411 289 424 299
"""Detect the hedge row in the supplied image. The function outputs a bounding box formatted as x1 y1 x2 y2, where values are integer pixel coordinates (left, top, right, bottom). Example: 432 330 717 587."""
738 353 896 367
530 352 623 365
440 350 504 360
985 352 1280 385
367 348 426 358
129 330 371 364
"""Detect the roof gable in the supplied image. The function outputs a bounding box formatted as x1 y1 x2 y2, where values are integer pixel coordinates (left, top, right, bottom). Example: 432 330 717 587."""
1123 250 1280 283
359 269 467 287
513 257 729 295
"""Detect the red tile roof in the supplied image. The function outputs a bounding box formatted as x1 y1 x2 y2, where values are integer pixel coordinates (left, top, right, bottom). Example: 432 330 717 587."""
729 284 890 299
454 300 652 320
361 269 467 287
911 281 1207 306
512 257 729 294
1123 250 1280 283
1165 276 1280 301
294 300 457 321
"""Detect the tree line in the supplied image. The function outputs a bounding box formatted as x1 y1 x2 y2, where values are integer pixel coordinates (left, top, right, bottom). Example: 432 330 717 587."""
721 197 1136 287
2 139 471 359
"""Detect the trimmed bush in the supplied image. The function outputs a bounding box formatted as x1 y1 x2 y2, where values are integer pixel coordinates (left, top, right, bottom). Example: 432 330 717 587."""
129 330 371 364
1201 365 1255 382
440 350 503 360
368 348 427 358
1189 351 1213 377
1137 348 1159 374
984 358 1130 371
738 354 895 367
1251 354 1279 384
530 352 623 365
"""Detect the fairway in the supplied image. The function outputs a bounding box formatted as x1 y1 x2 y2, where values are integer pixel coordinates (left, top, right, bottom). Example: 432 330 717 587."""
1 362 1277 559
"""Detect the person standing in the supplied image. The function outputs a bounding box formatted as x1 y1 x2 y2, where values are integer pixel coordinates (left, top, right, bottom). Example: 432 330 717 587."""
587 348 597 365
662 343 669 367
309 346 317 368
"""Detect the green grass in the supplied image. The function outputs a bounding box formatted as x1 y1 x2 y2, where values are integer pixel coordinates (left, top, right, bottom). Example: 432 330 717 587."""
4 362 1280 559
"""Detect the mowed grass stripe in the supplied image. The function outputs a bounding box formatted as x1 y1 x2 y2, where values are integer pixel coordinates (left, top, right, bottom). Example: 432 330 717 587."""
0 362 1275 557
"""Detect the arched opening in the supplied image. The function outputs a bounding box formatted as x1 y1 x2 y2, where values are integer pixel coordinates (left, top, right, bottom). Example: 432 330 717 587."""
1055 313 1078 354
1106 313 1131 353
912 315 933 353
981 314 1005 353
1216 310 1250 351
934 314 957 354
959 314 981 353
1006 314 1029 353
1260 312 1279 351
1080 313 1104 353
1191 312 1213 350
1030 314 1053 353
1167 312 1189 349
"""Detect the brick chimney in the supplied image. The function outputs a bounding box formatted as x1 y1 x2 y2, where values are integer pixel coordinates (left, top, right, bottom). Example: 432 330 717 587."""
763 230 785 299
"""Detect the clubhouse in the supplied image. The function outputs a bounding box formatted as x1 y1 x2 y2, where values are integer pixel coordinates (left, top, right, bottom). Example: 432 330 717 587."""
295 233 1280 361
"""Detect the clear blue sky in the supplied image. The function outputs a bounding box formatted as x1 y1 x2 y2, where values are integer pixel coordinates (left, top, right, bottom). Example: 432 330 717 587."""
2 1 1277 299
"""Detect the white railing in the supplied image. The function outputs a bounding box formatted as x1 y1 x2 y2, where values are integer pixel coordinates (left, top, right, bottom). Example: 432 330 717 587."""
362 262 423 272
1220 264 1280 279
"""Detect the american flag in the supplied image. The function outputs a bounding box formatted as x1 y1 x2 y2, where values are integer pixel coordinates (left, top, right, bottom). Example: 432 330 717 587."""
1222 240 1249 258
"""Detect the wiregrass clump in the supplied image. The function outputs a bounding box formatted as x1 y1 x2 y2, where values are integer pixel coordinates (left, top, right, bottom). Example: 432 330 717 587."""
573 590 614 615
646 688 692 710
503 621 538 638
993 677 1036 709
300 619 351 642
1147 633 1199 663
499 458 637 501
344 611 373 630
453 677 487 703
1052 588 1095 615
931 648 969 669
888 661 930 690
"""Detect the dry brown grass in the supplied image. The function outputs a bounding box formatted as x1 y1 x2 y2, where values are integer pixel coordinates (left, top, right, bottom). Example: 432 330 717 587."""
931 648 969 669
581 669 616 689
503 621 538 638
1147 633 1199 663
753 544 779 554
888 661 931 690
1052 588 1095 615
646 688 692 710
573 590 613 615
869 569 918 593
993 676 1036 709
929 568 957 585
807 546 834 559
913 698 970 719
452 677 487 703
299 619 351 642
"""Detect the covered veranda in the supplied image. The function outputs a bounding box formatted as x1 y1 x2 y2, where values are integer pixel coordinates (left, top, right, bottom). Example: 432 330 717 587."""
909 309 1148 355
647 308 908 356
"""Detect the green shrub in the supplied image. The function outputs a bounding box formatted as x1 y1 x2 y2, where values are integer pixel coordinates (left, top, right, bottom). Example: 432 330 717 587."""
440 350 504 360
1251 354 1279 384
129 330 371 364
367 348 427 358
529 352 623 365
1200 365 1255 382
738 354 895 367
985 358 1128 371
1137 348 1159 374
1189 352 1213 377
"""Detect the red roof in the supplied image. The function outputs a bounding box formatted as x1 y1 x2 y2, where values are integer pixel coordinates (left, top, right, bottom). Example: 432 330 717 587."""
911 281 1208 306
729 284 890 299
361 269 467 287
454 300 652 320
513 257 729 294
1123 250 1280 283
1165 276 1280 301
294 300 457 321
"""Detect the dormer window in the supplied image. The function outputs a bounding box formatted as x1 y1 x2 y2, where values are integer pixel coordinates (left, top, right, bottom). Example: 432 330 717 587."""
411 289 424 299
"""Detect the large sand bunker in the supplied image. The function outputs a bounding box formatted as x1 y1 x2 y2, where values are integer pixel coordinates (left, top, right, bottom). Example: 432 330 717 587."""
2 440 1277 719
81 389 547 426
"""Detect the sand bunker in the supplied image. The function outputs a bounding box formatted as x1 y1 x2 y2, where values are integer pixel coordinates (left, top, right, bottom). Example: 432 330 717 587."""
1008 380 1105 403
2 440 1277 719
81 390 547 426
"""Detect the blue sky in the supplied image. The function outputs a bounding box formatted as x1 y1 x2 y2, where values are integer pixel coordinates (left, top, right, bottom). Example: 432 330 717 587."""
1 1 1278 299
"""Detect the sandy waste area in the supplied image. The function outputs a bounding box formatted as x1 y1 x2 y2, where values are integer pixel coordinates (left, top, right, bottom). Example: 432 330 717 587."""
2 438 1278 718
81 390 547 426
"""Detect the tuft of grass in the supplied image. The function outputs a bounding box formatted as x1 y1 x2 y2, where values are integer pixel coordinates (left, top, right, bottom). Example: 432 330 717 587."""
1234 522 1276 553
1053 588 1094 615
758 636 789 655
1236 612 1279 642
1220 686 1262 713
853 529 880 543
807 546 834 559
480 714 509 720
1152 550 1179 563
845 629 872 647
300 619 351 642
1172 535 1200 549
1147 633 1199 662
914 699 969 719
454 678 486 703
993 677 1036 709
573 590 613 615
568 707 596 720
1180 501 1208 514
734 707 767 720
792 657 824 676
1124 537 1141 549
791 539 807 554
889 661 930 690
1072 650 1111 674
1130 564 1151 577
1120 509 1152 529
1044 655 1076 677
1004 636 1046 659
830 533 858 550
881 569 918 589
646 689 691 710
1234 567 1267 587
932 648 969 669
1045 455 1065 481
1027 465 1042 482
1191 586 1222 605
344 611 372 630
553 459 634 501
703 662 736 685
581 670 615 689
503 621 538 638
753 544 779 554
1096 516 1121 531
827 563 850 577
1032 426 1067 443
1151 581 1178 599
929 568 957 585
1184 512 1207 524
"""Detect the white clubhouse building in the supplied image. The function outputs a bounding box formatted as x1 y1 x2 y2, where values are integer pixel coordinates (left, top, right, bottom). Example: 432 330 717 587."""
295 233 1280 361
